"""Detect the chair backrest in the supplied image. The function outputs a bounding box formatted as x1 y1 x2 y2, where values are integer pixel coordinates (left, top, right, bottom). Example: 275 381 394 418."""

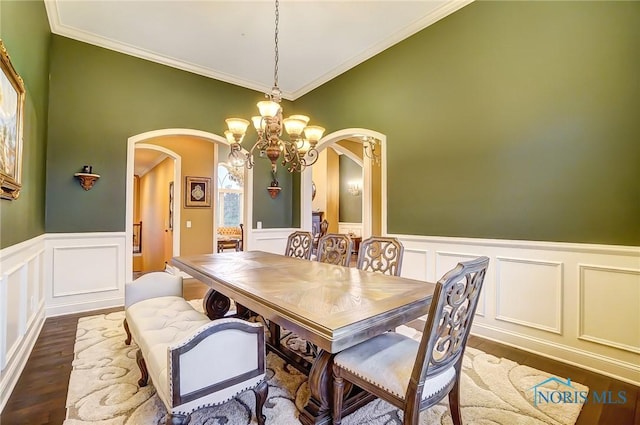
357 236 404 276
285 231 313 260
407 256 489 402
316 233 353 266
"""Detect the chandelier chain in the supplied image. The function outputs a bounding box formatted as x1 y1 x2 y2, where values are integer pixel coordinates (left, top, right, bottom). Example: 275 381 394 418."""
273 0 279 89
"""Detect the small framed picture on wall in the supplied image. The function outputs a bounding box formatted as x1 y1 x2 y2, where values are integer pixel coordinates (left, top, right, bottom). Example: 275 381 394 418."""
185 176 211 208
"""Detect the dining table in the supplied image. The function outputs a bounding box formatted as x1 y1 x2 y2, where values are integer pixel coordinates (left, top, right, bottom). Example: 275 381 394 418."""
170 250 436 425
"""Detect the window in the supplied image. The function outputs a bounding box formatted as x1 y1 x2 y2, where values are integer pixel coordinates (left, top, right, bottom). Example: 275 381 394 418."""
217 163 243 227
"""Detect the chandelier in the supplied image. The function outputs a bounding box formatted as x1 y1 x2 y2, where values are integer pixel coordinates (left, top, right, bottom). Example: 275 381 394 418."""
224 0 325 173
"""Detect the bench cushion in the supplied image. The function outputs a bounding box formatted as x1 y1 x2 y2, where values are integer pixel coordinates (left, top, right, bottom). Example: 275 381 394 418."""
125 296 210 406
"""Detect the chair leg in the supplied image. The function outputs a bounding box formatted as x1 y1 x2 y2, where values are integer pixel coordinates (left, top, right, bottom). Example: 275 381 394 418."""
123 318 132 345
448 379 463 425
332 365 344 425
166 413 190 425
253 380 269 425
135 349 149 387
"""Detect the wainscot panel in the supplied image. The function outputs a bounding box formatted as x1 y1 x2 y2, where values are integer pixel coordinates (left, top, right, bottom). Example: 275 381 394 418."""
0 235 46 413
248 228 297 255
44 233 126 317
393 234 640 385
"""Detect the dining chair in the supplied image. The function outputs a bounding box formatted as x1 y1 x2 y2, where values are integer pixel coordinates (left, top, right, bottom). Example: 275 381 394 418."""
311 219 329 256
332 256 490 425
357 236 404 276
285 231 313 260
316 233 353 267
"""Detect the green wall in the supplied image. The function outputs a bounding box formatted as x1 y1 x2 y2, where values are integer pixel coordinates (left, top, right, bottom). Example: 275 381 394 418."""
296 1 640 246
2 1 638 248
45 35 293 232
0 1 50 249
339 156 362 223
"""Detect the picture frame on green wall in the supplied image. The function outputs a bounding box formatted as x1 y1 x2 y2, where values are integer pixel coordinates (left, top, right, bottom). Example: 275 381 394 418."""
185 176 211 208
0 40 25 200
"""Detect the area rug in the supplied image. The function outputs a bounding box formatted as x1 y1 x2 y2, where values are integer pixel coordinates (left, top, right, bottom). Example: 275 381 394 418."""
64 310 587 425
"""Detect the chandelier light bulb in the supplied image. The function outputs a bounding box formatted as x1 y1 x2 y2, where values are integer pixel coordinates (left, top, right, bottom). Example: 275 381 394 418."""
225 118 250 137
283 117 306 137
257 101 280 118
304 126 325 143
251 116 265 132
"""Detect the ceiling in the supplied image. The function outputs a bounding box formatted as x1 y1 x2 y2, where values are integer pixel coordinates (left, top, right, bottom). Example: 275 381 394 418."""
45 0 472 101
49 1 472 175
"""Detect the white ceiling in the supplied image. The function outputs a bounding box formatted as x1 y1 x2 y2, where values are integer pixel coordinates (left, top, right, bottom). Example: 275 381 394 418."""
45 0 472 100
48 0 472 175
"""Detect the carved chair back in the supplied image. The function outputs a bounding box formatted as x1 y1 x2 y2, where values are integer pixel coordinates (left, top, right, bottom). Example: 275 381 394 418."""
316 233 353 267
405 256 489 421
285 231 313 260
356 236 404 276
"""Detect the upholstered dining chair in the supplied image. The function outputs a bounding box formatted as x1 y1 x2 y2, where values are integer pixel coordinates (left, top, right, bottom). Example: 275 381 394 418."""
357 236 404 276
332 256 490 425
316 233 353 266
285 231 313 260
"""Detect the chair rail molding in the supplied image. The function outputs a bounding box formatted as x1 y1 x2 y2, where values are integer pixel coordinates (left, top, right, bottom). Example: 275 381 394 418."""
391 233 640 386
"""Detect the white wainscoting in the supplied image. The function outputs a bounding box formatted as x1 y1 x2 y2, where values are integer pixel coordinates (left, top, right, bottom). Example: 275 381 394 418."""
44 232 126 317
393 234 640 385
338 222 363 237
247 228 296 255
0 235 46 412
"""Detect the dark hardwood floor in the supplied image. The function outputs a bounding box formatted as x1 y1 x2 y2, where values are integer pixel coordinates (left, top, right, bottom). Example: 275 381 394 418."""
2 279 638 425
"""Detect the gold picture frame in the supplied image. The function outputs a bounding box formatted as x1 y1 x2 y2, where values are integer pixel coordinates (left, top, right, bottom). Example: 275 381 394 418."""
185 176 211 208
0 40 25 200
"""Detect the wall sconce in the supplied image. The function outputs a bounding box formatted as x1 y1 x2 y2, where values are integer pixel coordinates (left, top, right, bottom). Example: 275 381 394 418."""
348 181 361 196
74 165 100 191
267 168 281 199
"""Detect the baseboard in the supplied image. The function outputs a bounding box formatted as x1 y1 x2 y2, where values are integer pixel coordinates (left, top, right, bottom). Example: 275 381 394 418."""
45 296 124 318
0 307 44 414
472 323 640 386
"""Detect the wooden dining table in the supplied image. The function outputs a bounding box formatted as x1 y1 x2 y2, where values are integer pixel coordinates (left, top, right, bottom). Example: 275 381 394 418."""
170 250 436 425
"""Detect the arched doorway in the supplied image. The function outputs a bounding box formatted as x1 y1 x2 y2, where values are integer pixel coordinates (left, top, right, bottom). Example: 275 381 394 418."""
125 128 253 280
301 128 387 238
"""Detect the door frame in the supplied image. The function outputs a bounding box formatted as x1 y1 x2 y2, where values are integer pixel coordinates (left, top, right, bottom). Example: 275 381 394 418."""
301 128 387 238
125 128 252 281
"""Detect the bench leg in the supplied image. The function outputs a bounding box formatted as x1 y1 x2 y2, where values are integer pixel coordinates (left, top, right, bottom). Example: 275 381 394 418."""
253 380 269 425
166 413 190 425
136 349 149 387
123 318 132 345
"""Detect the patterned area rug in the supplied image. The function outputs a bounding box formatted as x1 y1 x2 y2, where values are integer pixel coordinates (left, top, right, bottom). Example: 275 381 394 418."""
64 310 587 425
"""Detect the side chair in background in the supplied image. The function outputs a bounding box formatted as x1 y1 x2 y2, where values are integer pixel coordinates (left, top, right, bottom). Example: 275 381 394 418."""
357 236 404 276
285 231 313 260
316 233 353 267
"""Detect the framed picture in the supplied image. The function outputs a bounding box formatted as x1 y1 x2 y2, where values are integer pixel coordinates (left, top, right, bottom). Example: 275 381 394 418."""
0 40 26 200
185 176 211 208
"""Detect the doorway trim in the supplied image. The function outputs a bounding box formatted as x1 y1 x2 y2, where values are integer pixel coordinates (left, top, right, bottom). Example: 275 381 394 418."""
301 128 387 238
126 128 252 281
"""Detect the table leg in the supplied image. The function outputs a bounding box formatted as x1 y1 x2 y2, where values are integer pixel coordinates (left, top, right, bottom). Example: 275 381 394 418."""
202 288 231 319
299 349 373 425
299 350 333 425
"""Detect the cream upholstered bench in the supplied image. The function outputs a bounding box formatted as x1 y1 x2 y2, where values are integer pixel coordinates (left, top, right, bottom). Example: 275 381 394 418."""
123 272 268 425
